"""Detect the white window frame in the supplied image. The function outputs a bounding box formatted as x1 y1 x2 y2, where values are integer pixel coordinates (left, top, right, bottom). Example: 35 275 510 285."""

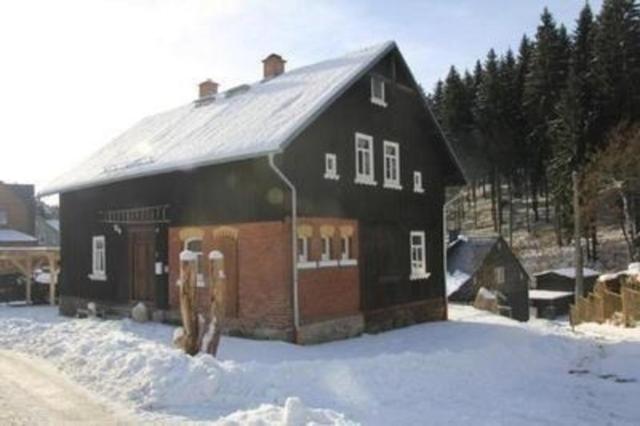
370 76 387 107
383 141 402 190
324 153 339 180
319 235 338 267
354 133 376 186
413 171 424 193
339 235 357 266
89 235 107 281
183 237 205 287
297 236 316 269
495 266 505 285
410 231 429 280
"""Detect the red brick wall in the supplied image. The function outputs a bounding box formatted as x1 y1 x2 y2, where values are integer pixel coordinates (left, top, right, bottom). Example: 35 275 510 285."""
168 221 292 331
297 218 360 323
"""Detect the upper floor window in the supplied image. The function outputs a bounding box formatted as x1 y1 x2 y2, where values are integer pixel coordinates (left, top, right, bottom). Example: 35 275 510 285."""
324 153 339 180
0 208 7 225
90 235 107 281
370 76 387 107
354 133 376 185
383 141 402 190
413 171 424 193
494 266 505 285
185 238 205 287
410 231 429 280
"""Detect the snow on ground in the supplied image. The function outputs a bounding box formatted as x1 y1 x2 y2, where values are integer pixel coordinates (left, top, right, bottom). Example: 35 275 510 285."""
0 304 638 425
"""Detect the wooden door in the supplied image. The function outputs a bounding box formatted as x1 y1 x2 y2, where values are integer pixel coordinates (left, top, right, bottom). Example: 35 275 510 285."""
129 227 156 302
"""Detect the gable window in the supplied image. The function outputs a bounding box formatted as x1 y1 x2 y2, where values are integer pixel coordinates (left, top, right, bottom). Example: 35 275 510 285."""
0 208 7 225
324 153 339 180
90 235 107 281
410 231 429 280
413 171 424 193
354 133 376 185
184 238 205 287
383 141 402 190
495 267 505 285
370 76 387 107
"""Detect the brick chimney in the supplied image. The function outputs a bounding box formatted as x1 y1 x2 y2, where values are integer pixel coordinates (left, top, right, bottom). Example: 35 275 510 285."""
262 54 286 79
198 79 219 98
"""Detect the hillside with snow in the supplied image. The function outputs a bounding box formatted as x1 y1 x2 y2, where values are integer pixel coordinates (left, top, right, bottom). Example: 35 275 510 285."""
0 304 637 425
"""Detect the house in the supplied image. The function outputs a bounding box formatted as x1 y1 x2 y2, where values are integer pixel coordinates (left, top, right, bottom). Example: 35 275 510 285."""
0 182 38 247
446 235 529 321
529 267 600 319
40 41 465 343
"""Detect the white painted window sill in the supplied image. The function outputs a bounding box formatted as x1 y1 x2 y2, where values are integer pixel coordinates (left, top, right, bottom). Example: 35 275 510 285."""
354 177 377 186
297 261 318 270
370 97 387 107
323 173 340 181
414 187 425 194
318 260 339 268
88 273 107 282
410 272 431 281
339 259 358 267
384 182 403 190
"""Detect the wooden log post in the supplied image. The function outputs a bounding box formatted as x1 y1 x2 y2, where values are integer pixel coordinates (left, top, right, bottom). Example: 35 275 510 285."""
200 250 226 356
47 255 58 306
176 250 199 355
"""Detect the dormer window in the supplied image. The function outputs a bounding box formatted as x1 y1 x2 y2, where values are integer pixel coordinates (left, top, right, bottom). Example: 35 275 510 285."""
370 76 387 107
324 153 339 180
413 171 424 193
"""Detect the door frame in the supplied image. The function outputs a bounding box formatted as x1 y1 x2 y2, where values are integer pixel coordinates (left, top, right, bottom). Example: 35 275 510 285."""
128 225 156 303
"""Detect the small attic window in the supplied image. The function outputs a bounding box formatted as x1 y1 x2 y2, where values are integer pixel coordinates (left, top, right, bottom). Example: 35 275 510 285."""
370 76 387 107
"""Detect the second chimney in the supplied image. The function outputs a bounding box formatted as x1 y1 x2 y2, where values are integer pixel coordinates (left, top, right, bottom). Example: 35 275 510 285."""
199 79 219 98
262 54 286 79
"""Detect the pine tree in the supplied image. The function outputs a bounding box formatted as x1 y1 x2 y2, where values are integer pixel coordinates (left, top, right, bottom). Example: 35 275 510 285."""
591 0 640 145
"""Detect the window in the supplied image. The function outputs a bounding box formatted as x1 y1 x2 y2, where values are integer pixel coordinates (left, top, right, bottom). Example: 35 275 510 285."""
410 231 428 280
0 208 7 225
184 238 205 287
495 267 505 285
413 171 424 193
90 236 106 281
318 235 339 267
383 141 401 189
339 235 357 266
355 133 376 185
370 76 387 107
324 153 339 180
297 236 316 269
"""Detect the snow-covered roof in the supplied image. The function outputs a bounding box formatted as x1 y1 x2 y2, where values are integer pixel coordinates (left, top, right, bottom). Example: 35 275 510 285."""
529 290 574 300
46 219 60 231
0 229 37 243
40 42 399 196
533 267 600 279
446 270 471 296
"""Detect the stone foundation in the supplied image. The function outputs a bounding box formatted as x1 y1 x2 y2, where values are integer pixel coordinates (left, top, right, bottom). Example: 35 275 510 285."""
297 314 365 345
364 298 446 333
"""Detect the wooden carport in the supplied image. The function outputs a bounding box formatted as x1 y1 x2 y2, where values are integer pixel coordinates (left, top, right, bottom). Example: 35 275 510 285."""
0 247 60 305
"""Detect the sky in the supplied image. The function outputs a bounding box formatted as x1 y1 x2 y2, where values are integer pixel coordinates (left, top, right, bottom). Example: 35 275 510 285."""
0 0 602 202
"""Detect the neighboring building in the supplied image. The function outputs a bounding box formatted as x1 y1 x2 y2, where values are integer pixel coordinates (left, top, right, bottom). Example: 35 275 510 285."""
528 289 574 319
446 235 530 321
36 217 60 246
0 182 37 247
40 42 465 343
532 268 600 297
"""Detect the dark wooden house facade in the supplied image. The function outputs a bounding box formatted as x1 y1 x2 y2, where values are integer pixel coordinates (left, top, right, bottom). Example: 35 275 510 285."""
447 235 530 321
41 42 464 343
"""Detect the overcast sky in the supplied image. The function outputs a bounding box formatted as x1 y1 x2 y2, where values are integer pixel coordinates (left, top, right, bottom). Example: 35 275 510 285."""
0 0 601 200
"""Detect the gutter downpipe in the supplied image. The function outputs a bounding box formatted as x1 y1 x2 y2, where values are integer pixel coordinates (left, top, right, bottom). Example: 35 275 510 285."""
268 153 300 341
443 188 466 320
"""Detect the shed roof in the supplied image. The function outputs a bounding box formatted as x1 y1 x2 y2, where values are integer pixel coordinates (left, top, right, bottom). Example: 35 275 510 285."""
529 290 574 301
41 41 463 196
533 268 600 279
0 229 37 243
446 235 500 296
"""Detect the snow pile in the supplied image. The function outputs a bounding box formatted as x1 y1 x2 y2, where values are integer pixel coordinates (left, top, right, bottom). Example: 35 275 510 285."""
0 305 638 425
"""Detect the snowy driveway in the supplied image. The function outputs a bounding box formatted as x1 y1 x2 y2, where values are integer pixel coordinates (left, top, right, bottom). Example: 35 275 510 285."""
0 350 130 425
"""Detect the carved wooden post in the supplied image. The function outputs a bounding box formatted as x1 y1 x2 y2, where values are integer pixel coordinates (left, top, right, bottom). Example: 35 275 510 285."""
176 250 199 355
200 250 226 356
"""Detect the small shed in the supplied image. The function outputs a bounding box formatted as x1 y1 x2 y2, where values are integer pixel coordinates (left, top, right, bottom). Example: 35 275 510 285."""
533 268 600 297
447 235 530 321
528 289 574 319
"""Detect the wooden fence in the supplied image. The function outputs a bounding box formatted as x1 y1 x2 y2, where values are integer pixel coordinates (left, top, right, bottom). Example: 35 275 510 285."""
570 279 629 327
